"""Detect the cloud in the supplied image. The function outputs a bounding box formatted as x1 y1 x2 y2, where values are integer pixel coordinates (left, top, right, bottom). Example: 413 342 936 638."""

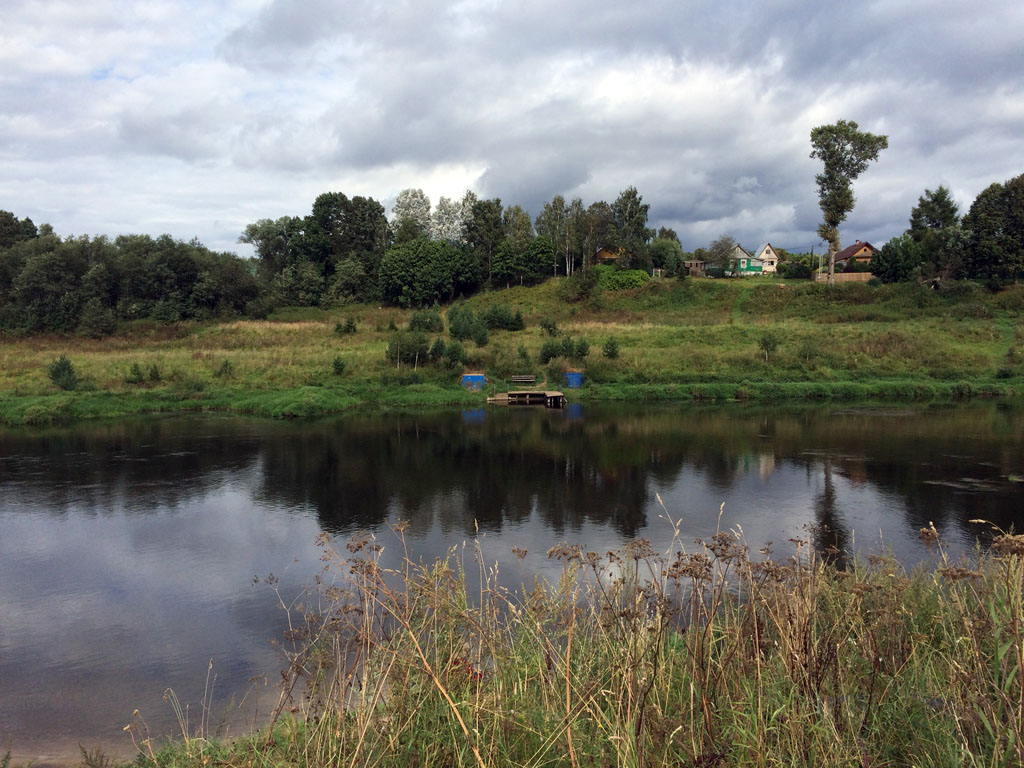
1 0 1022 253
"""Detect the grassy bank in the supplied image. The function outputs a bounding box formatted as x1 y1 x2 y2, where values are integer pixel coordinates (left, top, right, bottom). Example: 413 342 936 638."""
89 522 1024 768
2 278 1023 425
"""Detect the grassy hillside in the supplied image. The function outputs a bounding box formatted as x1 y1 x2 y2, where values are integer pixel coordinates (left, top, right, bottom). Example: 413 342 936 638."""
1 276 1023 425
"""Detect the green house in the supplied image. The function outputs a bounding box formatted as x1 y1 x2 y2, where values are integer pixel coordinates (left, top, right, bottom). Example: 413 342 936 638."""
726 245 764 276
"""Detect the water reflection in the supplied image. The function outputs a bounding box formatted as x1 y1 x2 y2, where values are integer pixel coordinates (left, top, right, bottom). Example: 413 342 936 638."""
1 403 1022 761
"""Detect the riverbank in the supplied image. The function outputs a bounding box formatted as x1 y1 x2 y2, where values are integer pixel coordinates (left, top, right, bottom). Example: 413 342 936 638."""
1 278 1022 426
14 524 1024 768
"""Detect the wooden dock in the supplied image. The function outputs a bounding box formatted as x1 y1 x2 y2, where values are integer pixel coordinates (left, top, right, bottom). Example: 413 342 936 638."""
487 390 566 408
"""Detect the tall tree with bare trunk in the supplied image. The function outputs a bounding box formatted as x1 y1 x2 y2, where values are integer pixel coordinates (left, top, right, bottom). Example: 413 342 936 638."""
810 120 888 284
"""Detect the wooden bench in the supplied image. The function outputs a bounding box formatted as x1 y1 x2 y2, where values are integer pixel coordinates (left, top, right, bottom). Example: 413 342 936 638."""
510 374 536 386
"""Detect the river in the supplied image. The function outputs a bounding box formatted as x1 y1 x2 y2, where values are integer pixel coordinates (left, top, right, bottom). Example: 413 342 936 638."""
1 402 1022 762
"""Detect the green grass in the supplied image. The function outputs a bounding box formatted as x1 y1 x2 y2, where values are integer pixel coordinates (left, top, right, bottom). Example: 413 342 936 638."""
1 278 1022 425
112 522 1024 768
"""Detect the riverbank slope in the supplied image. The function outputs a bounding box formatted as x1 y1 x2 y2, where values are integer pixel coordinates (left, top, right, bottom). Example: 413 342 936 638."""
1 277 1022 425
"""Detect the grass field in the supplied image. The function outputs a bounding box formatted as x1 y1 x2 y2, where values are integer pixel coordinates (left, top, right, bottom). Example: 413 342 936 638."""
1 277 1022 425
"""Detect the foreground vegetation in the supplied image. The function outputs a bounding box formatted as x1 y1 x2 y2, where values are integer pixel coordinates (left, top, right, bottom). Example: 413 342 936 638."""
1 278 1023 425
96 518 1024 768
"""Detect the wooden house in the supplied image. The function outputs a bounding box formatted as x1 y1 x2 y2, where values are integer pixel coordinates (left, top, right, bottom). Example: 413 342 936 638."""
834 240 877 267
752 243 780 274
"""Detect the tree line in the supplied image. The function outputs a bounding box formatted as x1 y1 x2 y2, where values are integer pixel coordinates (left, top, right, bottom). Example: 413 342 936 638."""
239 186 685 308
2 158 1021 337
0 216 260 335
871 174 1024 285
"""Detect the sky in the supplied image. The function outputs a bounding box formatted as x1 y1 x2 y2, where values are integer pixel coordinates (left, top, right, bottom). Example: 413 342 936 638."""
2 0 1022 257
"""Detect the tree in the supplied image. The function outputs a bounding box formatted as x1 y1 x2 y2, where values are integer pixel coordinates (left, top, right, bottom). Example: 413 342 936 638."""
392 188 431 243
465 198 505 284
809 120 888 284
871 234 922 283
502 205 534 254
564 197 587 276
909 185 960 240
430 196 468 244
648 237 684 274
378 237 478 307
612 187 654 270
583 201 618 263
239 216 308 281
962 174 1024 284
706 235 738 273
535 196 568 276
657 226 680 244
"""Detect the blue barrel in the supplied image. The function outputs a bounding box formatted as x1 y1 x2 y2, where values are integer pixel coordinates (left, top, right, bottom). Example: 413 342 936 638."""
460 373 486 390
563 371 583 389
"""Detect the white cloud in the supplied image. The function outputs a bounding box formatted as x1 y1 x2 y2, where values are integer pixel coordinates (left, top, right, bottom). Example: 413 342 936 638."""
1 0 1022 253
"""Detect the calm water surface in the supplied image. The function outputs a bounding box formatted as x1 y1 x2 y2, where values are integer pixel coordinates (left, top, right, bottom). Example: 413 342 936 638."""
1 402 1022 761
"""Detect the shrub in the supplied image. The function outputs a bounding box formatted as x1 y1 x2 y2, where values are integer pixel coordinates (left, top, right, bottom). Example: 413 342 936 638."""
214 360 234 378
148 364 161 383
125 362 145 384
332 356 346 376
539 339 562 365
448 304 487 344
48 355 78 391
595 265 650 291
77 298 116 338
574 338 590 361
951 381 973 399
603 337 620 359
558 267 601 303
443 340 466 368
386 330 431 367
758 331 781 361
428 337 447 362
334 318 358 335
540 318 558 336
408 308 444 333
481 305 525 331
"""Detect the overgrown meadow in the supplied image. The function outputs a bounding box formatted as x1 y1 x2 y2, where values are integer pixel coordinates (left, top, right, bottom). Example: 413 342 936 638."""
1 277 1023 426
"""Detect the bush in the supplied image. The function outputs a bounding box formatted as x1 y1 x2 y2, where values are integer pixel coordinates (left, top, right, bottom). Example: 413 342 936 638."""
574 338 590 360
558 267 601 303
539 339 562 365
334 318 358 335
428 337 447 363
540 318 558 336
448 304 487 343
332 356 346 376
779 261 814 279
48 355 78 391
540 336 589 364
481 305 525 331
758 332 781 361
77 298 116 338
595 265 650 291
214 360 234 378
125 362 145 384
603 337 620 359
443 340 466 368
386 330 431 367
148 364 161 383
408 308 444 333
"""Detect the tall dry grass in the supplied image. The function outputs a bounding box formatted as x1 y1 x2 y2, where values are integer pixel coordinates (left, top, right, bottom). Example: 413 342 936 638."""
128 514 1024 768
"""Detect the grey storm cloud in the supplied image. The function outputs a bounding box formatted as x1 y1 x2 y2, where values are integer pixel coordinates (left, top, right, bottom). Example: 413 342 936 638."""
1 0 1022 253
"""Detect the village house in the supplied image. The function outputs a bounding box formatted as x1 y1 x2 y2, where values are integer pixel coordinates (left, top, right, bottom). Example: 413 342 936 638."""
752 243 780 274
834 240 877 268
727 245 765 276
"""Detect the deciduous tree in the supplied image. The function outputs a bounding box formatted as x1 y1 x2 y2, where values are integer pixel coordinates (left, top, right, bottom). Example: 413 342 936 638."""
809 120 888 284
